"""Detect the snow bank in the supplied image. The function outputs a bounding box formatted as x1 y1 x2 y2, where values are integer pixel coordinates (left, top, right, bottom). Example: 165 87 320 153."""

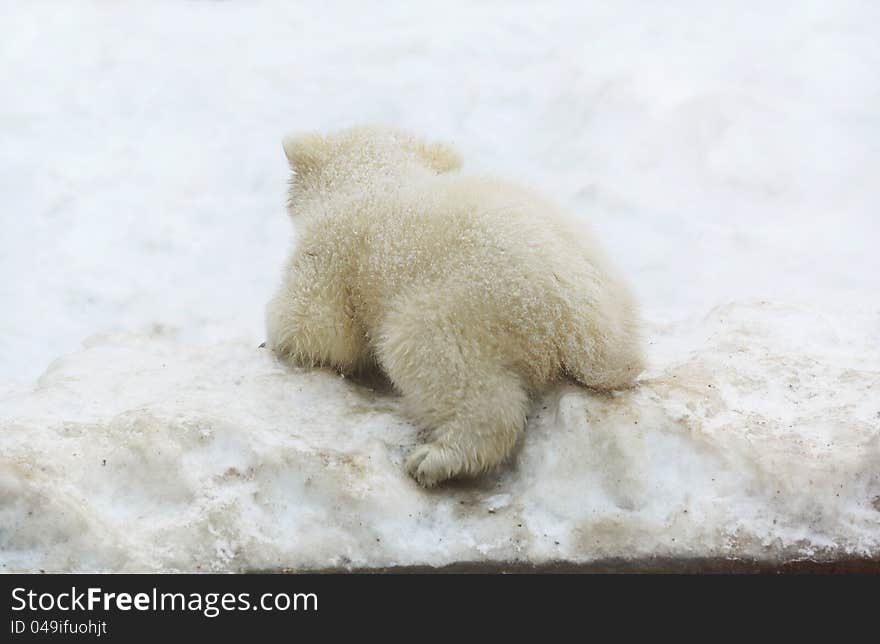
2 301 877 572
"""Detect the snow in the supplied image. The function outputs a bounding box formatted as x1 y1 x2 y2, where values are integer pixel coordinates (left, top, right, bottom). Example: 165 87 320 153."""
1 1 879 571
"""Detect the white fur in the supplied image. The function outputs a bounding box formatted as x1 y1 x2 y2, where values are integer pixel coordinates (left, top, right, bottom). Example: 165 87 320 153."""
267 126 643 486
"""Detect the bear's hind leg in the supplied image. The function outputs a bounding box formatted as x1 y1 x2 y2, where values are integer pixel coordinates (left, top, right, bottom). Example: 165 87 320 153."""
378 303 529 486
563 342 643 391
265 282 368 375
404 369 529 487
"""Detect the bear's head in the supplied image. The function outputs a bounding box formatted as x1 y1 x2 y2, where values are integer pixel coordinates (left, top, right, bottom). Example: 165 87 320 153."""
281 125 461 211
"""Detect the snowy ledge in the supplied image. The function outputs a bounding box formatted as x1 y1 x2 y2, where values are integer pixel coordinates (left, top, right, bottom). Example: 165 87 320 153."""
1 301 878 572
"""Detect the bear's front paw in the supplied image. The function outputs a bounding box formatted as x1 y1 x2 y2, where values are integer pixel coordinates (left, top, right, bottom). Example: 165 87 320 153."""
405 442 462 488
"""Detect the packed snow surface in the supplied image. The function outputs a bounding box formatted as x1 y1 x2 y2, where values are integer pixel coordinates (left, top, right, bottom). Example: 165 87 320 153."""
1 1 879 571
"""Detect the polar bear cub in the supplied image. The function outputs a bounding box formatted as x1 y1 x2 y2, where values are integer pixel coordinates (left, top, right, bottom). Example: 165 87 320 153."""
266 126 643 487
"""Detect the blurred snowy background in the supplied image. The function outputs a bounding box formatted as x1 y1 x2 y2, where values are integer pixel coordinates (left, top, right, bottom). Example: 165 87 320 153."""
1 1 879 571
3 0 877 383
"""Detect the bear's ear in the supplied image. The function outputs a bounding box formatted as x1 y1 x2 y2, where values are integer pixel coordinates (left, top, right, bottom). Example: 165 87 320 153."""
282 131 328 176
418 141 462 173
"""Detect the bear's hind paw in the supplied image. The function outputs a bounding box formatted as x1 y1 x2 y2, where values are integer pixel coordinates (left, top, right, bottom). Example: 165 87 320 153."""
405 442 462 488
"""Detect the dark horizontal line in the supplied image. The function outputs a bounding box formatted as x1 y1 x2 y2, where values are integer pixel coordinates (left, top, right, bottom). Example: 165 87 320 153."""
267 557 880 574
